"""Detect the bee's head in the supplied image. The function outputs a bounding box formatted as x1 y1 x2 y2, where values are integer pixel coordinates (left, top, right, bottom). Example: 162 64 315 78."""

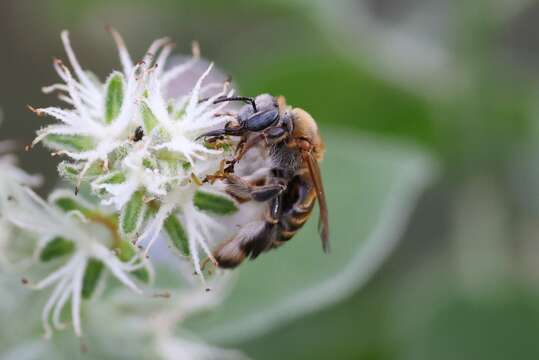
237 93 277 121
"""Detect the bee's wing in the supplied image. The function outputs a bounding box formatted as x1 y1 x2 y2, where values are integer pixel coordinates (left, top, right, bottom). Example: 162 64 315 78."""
303 151 330 252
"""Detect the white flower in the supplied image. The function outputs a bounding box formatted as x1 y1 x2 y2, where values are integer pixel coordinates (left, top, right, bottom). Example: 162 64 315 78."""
31 31 152 186
31 29 243 280
156 337 247 360
0 139 42 269
0 184 152 338
146 274 249 360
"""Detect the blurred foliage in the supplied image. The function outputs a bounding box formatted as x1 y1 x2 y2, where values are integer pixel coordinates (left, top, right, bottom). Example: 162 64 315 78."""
2 0 539 359
238 56 435 149
237 276 539 360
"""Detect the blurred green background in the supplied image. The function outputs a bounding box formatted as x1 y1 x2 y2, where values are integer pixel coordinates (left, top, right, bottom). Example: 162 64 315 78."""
2 0 539 359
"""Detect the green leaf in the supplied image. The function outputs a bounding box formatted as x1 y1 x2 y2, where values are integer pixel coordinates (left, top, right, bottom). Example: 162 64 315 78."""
186 131 436 344
240 54 434 149
105 72 125 124
120 190 147 236
82 259 104 299
141 103 158 132
194 191 238 215
44 134 95 152
39 237 75 261
238 281 392 360
164 214 189 256
116 241 150 283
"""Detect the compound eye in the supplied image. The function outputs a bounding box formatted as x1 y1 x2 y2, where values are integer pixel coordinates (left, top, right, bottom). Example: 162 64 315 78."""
244 109 279 132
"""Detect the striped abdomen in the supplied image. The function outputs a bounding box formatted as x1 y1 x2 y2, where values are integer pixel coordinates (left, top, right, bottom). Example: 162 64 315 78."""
276 173 316 243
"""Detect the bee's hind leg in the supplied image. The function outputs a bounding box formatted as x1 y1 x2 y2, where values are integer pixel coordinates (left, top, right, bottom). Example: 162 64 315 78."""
225 174 285 202
213 193 283 268
244 195 283 259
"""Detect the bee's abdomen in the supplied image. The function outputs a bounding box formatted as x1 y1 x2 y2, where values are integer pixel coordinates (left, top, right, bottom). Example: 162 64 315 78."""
277 187 316 241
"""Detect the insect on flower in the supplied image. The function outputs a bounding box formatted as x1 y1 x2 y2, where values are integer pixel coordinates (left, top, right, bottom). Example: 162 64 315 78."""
199 94 329 268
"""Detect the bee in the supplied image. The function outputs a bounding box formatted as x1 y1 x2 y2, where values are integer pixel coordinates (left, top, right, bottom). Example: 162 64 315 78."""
198 94 329 268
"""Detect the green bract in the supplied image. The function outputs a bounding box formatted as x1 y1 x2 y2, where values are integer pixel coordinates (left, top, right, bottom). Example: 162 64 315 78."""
44 134 95 153
39 237 75 261
141 103 158 132
116 240 150 283
52 196 92 216
94 171 126 186
104 72 125 124
81 259 104 299
120 190 147 237
164 214 189 256
194 191 238 215
57 161 104 181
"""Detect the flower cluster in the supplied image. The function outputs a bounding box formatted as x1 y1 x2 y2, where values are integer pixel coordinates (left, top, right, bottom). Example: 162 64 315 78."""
31 29 241 281
0 28 255 358
0 138 244 356
1 185 152 338
0 130 151 338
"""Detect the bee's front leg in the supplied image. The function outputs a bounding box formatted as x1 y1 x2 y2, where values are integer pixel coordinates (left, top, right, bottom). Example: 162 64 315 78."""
233 133 267 162
196 120 244 140
234 126 288 164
